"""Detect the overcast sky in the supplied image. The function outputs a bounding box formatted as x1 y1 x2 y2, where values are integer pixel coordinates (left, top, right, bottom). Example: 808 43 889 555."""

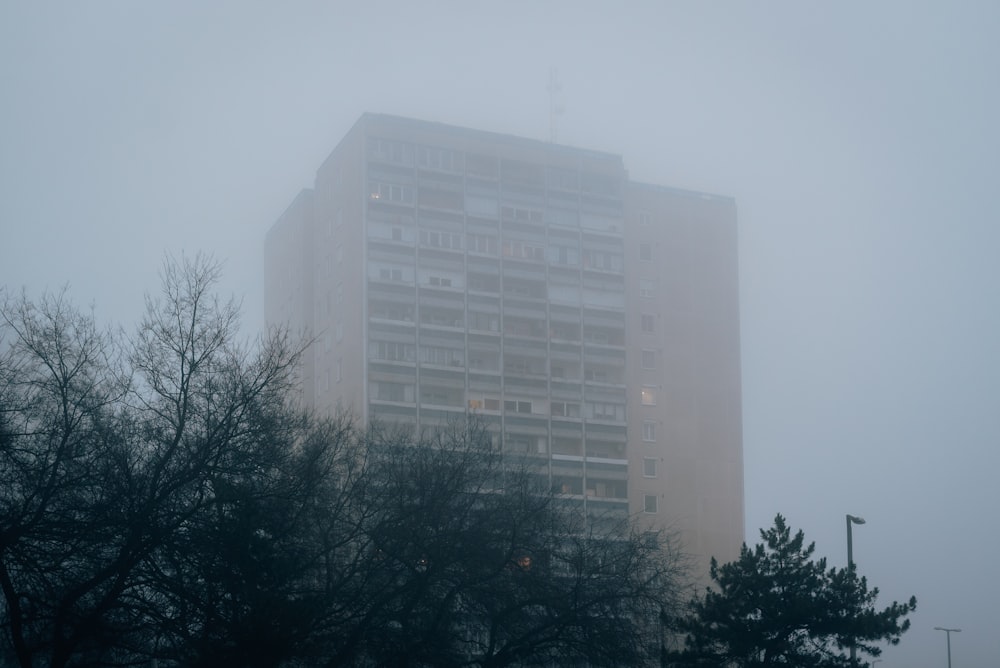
2 2 998 665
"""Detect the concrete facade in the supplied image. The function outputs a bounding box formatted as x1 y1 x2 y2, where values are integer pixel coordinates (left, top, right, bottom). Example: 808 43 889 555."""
265 113 743 575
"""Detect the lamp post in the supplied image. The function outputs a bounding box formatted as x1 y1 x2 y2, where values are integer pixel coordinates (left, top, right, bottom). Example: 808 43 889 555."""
847 514 865 665
846 514 865 569
934 627 961 668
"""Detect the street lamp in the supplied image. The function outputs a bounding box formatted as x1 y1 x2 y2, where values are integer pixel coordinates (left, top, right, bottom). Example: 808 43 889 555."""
846 514 865 665
934 627 961 668
846 514 866 569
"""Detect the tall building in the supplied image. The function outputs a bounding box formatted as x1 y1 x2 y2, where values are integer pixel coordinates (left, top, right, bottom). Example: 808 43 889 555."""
265 113 743 574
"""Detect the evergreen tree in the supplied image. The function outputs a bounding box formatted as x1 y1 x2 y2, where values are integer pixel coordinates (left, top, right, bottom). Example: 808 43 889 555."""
669 514 916 667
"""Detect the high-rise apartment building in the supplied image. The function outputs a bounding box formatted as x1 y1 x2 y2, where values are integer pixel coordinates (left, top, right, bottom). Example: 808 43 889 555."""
265 113 743 574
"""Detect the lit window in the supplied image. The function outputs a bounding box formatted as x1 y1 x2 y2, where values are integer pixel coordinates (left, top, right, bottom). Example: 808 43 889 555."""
641 350 656 370
643 458 657 477
642 421 656 442
644 494 658 513
641 387 656 406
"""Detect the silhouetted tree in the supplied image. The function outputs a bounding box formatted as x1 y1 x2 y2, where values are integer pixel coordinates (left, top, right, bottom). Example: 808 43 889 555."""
321 421 687 668
0 256 307 667
668 514 916 668
2 259 688 668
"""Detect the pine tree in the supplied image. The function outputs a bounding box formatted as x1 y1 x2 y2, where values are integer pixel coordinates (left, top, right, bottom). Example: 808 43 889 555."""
669 514 916 667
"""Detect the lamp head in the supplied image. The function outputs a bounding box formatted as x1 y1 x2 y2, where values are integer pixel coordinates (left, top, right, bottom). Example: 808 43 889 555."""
847 515 866 525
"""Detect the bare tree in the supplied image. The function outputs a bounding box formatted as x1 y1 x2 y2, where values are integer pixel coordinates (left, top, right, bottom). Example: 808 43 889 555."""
312 421 688 668
0 256 308 667
2 259 688 668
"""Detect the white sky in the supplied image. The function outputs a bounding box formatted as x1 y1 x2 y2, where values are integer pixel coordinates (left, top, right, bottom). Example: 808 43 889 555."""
2 2 998 665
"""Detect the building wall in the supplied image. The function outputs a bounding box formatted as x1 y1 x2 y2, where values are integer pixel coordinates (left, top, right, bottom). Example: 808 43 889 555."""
264 188 316 407
265 113 744 575
625 183 744 575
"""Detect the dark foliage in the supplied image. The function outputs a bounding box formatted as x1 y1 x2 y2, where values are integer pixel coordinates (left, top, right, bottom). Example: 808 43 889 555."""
1 257 686 668
668 514 916 668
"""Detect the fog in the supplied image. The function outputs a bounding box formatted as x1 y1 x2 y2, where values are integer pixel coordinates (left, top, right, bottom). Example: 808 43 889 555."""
2 2 998 665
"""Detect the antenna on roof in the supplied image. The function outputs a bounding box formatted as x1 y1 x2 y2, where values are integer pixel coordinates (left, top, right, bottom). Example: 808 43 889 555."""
547 67 565 143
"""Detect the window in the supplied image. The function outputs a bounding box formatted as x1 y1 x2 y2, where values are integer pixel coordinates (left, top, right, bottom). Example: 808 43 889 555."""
501 205 543 224
639 243 653 261
644 494 658 513
588 402 624 421
504 434 533 453
417 146 460 172
641 387 657 406
379 268 403 282
467 233 498 255
335 322 344 343
420 345 463 366
548 245 579 266
369 301 413 322
551 401 580 418
502 240 545 261
504 400 533 414
370 182 415 203
639 280 655 298
641 313 656 334
641 349 656 370
336 283 344 304
638 211 651 226
469 311 500 331
420 230 463 250
468 274 500 293
643 458 657 478
642 421 656 442
335 359 343 383
373 382 414 402
470 397 502 411
582 249 623 272
369 138 413 164
371 341 415 362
